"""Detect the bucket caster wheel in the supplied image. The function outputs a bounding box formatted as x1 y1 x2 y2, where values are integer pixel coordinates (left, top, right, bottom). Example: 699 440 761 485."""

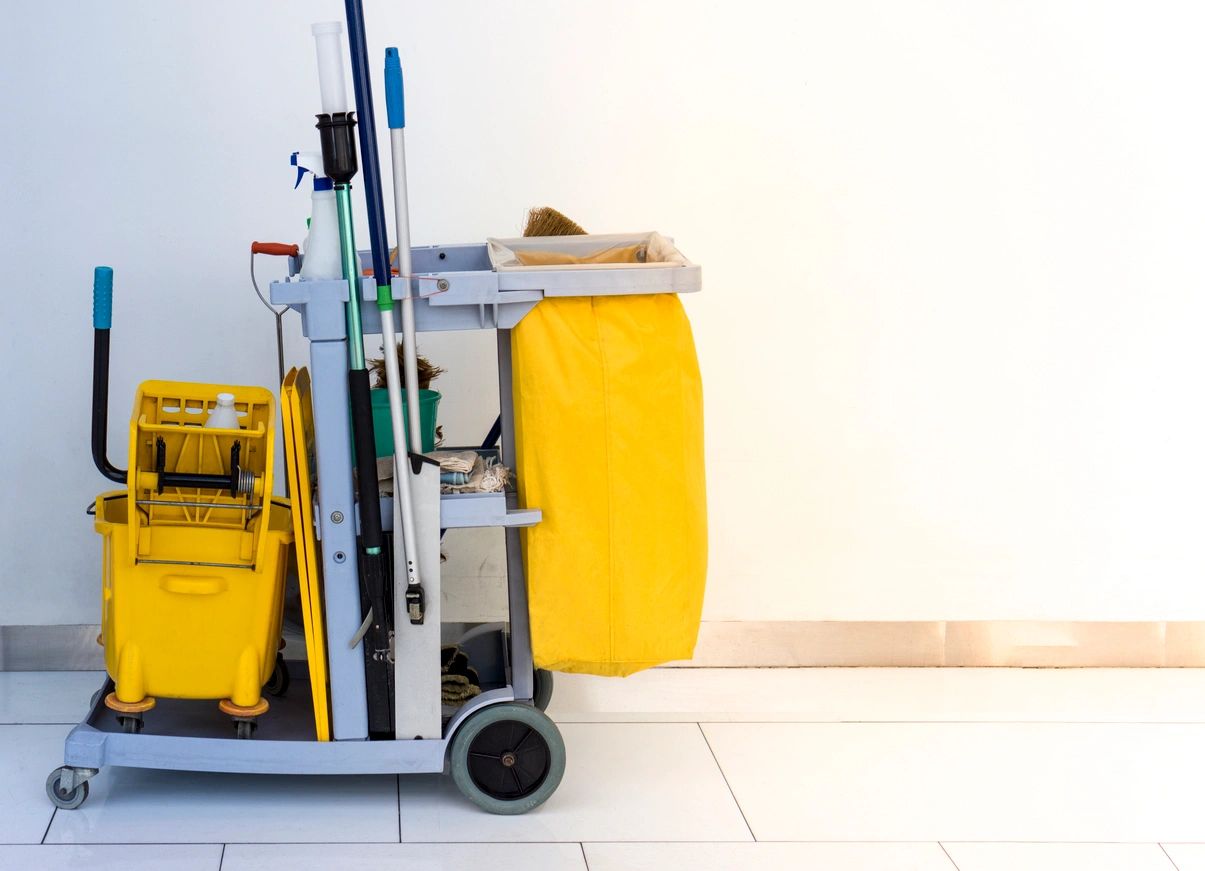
46 767 94 810
449 702 565 814
220 698 268 740
117 714 144 734
265 653 290 698
532 669 554 712
104 692 154 734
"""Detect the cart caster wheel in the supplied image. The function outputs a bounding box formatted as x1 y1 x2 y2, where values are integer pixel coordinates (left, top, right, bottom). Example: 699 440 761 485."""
235 719 257 740
265 654 290 698
532 669 554 712
450 702 565 814
117 714 143 734
46 768 90 810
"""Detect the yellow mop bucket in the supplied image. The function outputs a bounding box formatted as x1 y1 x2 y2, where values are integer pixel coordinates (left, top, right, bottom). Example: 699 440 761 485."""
98 381 293 719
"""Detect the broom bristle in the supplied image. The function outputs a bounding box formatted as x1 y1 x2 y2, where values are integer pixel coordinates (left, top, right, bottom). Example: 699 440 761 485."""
523 206 586 238
368 346 445 391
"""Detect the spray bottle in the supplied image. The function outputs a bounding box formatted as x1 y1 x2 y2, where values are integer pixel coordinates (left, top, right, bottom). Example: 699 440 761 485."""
291 151 342 280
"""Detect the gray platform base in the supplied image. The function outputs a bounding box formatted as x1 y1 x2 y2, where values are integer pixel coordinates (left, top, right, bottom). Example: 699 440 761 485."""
65 677 514 777
60 622 530 779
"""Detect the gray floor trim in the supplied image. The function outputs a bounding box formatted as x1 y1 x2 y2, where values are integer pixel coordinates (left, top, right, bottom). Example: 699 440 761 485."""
0 624 104 670
0 624 313 672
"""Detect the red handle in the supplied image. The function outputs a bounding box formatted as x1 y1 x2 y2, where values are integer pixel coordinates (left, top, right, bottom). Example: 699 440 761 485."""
251 241 300 257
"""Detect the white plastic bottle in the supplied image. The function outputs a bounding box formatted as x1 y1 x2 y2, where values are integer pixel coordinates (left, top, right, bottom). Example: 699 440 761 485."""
205 393 240 429
291 151 342 280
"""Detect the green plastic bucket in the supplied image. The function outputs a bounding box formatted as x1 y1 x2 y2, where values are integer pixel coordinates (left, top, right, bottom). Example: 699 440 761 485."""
370 388 440 456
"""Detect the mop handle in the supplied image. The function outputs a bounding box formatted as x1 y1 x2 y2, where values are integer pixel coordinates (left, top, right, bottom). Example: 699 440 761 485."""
384 47 404 129
342 0 393 312
384 46 413 291
384 47 421 454
91 266 126 484
93 266 113 330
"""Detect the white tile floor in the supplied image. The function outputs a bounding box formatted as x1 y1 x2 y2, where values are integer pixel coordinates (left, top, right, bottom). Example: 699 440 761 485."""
4 668 1205 869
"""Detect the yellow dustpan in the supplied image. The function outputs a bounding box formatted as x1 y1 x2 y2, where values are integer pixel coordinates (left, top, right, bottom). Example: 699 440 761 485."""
281 367 332 740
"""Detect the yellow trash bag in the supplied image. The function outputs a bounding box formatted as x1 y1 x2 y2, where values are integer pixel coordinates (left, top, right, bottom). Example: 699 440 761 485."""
512 293 706 676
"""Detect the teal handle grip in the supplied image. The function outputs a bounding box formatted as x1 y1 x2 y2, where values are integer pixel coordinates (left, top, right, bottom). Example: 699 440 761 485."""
93 266 113 329
384 47 405 129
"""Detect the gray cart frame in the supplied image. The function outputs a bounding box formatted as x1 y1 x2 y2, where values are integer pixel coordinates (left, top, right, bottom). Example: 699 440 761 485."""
53 238 699 798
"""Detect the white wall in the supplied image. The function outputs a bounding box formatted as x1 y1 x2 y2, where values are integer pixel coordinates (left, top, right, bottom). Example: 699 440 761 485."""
2 0 1204 626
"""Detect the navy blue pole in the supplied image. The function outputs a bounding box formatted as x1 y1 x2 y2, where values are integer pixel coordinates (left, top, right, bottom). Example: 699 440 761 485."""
343 0 393 293
341 0 398 738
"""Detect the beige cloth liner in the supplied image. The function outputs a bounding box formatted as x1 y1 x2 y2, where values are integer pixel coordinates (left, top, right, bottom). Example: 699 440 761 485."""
515 243 646 266
489 231 686 269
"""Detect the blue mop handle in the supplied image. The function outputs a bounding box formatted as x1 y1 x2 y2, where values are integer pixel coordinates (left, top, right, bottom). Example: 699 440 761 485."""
342 0 393 292
93 266 113 329
384 47 404 130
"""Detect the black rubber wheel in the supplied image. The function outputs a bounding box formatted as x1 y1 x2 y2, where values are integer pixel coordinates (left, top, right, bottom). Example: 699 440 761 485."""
235 719 256 740
45 768 89 810
265 653 290 698
532 669 554 712
118 715 143 734
449 702 565 814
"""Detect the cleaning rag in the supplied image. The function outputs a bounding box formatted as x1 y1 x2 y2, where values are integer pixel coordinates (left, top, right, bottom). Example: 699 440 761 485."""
431 450 511 494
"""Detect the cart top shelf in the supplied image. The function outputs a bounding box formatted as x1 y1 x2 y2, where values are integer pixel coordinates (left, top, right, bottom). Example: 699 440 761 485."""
270 233 700 337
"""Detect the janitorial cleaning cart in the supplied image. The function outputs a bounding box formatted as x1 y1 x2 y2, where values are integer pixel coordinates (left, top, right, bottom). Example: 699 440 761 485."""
49 0 706 815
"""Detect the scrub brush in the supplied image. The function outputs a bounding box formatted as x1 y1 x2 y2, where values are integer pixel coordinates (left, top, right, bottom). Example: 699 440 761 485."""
523 206 585 237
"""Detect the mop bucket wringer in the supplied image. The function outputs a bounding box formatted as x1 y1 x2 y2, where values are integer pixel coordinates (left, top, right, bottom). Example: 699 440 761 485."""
97 380 293 733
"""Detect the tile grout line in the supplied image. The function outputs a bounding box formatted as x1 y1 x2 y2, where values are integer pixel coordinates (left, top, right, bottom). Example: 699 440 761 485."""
696 722 757 842
13 716 1205 727
941 840 1200 845
36 838 1205 847
938 842 962 870
580 841 590 870
218 843 227 870
1161 843 1183 870
14 719 1205 730
39 808 57 845
356 838 942 845
546 718 1205 725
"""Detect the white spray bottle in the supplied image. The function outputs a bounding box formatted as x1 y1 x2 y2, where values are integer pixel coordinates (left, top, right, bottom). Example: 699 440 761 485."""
204 392 240 429
291 151 342 280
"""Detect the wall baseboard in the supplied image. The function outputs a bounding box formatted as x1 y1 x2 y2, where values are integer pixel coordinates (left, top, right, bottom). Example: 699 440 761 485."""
6 621 1205 671
672 620 1205 667
0 625 104 671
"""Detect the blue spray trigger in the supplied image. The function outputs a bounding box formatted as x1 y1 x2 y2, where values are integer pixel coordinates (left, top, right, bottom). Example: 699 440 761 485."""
291 150 327 190
290 152 308 190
